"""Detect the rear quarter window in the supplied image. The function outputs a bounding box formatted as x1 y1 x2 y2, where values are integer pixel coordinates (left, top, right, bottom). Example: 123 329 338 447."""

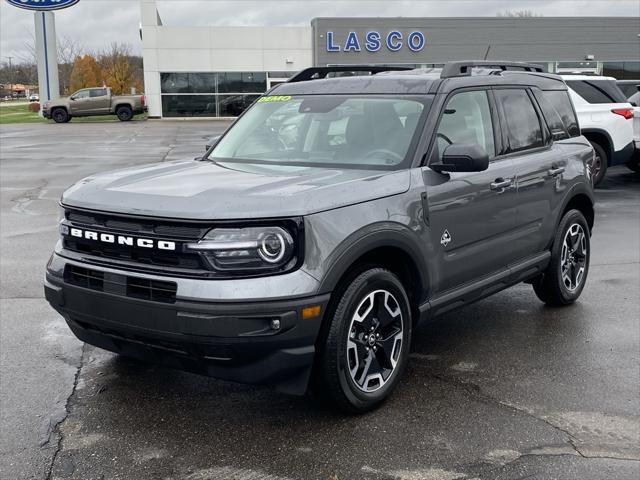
535 90 580 139
566 80 628 104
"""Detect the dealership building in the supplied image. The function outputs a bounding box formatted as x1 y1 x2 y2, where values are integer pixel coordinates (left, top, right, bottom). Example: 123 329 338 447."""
140 0 640 118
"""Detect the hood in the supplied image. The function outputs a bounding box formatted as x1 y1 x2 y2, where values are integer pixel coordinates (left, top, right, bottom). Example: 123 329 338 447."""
61 160 411 220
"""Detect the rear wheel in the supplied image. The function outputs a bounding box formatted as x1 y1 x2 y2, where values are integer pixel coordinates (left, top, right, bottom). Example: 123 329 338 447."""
51 108 69 123
313 268 412 413
116 105 133 121
533 209 590 306
589 141 608 187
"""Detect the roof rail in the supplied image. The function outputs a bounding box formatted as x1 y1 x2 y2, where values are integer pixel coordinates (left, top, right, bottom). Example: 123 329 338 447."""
288 65 414 83
440 61 544 79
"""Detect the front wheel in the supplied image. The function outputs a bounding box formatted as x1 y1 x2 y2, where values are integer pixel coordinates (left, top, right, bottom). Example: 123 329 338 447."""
533 209 590 306
313 268 412 413
51 108 69 123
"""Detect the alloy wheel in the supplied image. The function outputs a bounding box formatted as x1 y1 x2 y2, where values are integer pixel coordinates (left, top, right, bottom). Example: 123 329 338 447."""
560 223 587 292
346 289 403 393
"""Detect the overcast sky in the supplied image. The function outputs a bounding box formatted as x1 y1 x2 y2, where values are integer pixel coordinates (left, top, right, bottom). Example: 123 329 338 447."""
1 0 638 61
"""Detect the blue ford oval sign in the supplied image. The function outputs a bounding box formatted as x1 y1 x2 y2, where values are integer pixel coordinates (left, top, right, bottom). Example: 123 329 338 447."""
5 0 80 11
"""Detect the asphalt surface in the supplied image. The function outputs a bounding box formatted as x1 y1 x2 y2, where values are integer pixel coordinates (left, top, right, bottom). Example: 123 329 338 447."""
1 120 638 480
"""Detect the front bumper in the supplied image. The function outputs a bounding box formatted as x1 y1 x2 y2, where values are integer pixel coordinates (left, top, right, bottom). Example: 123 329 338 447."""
42 109 50 119
45 254 329 394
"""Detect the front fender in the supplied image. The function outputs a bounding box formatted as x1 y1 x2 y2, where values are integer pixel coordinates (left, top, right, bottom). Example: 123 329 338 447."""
314 221 430 301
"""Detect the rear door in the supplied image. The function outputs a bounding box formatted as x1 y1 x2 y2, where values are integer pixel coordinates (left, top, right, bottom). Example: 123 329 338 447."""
88 88 110 114
424 88 520 293
493 87 562 260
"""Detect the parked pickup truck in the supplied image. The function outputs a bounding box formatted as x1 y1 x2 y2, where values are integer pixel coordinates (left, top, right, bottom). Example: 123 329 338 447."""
42 87 146 123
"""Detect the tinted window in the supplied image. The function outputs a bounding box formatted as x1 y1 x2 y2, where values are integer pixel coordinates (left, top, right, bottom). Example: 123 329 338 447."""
435 90 495 160
73 90 90 99
543 90 580 137
89 88 107 98
495 89 544 152
617 82 640 98
534 90 580 139
566 80 627 104
217 72 266 93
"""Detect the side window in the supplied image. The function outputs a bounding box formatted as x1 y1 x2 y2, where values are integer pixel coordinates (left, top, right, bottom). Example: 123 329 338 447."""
495 89 544 152
89 88 107 98
543 90 580 137
435 90 495 161
533 90 569 140
73 90 90 100
565 80 627 104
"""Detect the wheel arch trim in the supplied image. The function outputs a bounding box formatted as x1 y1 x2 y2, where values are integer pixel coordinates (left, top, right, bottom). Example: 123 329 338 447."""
316 223 430 303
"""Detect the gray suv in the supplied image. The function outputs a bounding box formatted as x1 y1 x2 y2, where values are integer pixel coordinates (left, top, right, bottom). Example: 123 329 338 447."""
45 62 595 412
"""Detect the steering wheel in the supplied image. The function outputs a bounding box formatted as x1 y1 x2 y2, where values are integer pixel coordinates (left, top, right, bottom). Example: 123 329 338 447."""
437 133 453 145
364 149 404 163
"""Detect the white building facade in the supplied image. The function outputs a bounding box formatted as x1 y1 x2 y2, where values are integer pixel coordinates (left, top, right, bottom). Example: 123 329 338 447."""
141 0 312 118
141 0 639 118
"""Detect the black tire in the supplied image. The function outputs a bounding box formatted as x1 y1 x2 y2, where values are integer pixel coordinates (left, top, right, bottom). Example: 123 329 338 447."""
589 141 608 187
313 268 412 413
533 209 590 306
51 108 69 124
627 155 640 173
116 105 133 121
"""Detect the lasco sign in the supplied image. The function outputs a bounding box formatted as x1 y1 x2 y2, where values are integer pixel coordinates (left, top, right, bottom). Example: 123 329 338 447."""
5 0 80 11
325 30 426 53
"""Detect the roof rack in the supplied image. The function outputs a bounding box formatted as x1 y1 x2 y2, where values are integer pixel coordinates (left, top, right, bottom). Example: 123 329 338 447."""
288 65 414 83
440 61 544 79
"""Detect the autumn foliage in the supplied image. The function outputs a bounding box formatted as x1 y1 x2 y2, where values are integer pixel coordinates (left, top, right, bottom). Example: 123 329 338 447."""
69 54 103 92
67 44 143 95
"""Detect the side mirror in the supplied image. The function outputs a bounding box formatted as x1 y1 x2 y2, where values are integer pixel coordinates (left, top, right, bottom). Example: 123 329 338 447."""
69 96 76 101
431 143 489 173
205 135 221 151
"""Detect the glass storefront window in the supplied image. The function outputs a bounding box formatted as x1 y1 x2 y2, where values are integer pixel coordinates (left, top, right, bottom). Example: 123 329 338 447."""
161 95 217 117
217 72 267 93
161 72 266 116
603 62 640 80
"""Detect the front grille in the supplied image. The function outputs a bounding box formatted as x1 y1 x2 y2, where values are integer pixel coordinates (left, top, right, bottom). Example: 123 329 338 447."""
62 237 206 270
64 265 177 304
62 208 211 274
66 210 209 239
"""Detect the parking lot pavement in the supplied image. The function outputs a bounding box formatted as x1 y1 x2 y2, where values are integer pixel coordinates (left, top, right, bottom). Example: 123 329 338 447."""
1 121 638 480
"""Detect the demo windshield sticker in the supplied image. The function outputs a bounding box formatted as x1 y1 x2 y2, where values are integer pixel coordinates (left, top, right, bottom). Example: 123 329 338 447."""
257 95 292 103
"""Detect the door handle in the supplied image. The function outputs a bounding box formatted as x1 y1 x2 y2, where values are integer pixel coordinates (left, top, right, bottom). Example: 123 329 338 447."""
548 166 565 177
490 178 512 191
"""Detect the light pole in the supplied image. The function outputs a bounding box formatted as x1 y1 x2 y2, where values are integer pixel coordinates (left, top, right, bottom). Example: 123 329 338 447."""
5 56 13 98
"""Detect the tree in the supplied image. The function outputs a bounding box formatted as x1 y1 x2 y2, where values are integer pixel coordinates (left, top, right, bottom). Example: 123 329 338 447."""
496 10 541 17
57 35 85 94
99 43 143 95
69 54 102 92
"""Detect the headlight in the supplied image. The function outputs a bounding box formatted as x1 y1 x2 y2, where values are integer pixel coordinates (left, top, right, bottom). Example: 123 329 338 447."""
186 225 298 274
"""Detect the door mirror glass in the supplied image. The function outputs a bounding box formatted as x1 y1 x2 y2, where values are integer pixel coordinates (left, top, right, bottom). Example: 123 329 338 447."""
431 143 489 173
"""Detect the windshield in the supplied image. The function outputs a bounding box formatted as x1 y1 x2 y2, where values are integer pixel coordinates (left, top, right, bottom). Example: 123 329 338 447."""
207 95 429 170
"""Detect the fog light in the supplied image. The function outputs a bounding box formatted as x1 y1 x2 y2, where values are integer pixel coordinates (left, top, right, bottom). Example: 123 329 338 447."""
270 319 281 330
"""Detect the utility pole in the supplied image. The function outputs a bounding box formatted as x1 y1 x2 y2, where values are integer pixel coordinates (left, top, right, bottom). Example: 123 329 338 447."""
5 56 14 98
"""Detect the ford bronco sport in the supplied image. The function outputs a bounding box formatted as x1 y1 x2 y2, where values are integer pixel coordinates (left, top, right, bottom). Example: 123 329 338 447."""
45 62 595 412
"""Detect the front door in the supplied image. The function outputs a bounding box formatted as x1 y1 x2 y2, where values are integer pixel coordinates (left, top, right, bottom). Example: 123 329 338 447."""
69 89 92 114
424 89 520 294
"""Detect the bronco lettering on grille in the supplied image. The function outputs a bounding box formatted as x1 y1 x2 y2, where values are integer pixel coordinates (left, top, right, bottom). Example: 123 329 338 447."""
68 227 176 251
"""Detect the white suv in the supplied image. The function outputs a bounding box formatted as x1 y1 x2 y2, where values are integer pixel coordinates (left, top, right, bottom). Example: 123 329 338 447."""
562 75 635 185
